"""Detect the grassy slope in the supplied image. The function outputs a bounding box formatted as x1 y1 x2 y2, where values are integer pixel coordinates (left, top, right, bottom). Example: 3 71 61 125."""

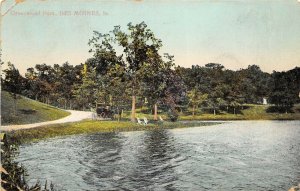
9 120 220 143
179 104 300 120
1 91 70 125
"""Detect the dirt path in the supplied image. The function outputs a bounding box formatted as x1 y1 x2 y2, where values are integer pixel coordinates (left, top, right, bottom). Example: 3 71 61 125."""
0 110 93 131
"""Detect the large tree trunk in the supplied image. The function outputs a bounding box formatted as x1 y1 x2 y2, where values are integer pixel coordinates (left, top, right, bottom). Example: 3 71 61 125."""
154 103 158 121
131 95 136 122
233 107 236 115
213 108 216 116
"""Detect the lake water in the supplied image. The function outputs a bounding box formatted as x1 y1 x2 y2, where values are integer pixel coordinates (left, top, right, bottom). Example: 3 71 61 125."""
17 121 300 191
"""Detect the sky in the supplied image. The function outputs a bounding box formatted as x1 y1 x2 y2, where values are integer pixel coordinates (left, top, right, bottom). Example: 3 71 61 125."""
1 0 300 75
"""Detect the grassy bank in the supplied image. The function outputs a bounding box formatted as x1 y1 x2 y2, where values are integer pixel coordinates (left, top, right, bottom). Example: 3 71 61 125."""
1 91 70 125
179 104 300 121
113 104 300 121
8 120 220 144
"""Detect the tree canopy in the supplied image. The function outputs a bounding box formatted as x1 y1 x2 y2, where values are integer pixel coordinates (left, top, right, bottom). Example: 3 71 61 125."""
1 22 299 120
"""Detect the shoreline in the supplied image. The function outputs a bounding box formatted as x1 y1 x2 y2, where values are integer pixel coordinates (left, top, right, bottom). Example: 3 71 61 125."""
178 115 300 121
5 120 221 144
179 118 300 121
4 118 300 144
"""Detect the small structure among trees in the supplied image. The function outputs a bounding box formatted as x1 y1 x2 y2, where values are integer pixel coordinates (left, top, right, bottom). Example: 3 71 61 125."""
263 98 268 105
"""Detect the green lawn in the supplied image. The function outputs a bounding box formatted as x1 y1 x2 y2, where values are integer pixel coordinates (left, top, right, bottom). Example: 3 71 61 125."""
179 104 300 120
8 120 220 144
119 104 300 121
1 91 70 125
4 96 300 144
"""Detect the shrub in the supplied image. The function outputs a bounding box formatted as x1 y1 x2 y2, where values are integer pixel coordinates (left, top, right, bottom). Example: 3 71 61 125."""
167 109 179 122
1 134 55 191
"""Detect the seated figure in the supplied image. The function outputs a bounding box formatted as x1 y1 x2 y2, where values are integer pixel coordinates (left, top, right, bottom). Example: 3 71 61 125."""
137 117 144 125
143 117 148 125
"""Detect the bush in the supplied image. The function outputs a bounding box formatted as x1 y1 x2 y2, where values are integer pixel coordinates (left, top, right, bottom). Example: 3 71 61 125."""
266 105 293 113
1 134 56 191
167 109 179 122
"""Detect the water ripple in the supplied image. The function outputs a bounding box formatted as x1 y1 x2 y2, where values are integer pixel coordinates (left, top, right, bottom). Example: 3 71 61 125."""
16 121 300 191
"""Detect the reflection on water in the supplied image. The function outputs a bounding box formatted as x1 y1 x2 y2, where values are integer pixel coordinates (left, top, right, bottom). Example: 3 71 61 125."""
17 121 300 191
80 133 124 188
127 130 179 190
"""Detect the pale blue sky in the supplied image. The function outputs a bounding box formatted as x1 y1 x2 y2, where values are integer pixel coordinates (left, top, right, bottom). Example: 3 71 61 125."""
2 0 300 74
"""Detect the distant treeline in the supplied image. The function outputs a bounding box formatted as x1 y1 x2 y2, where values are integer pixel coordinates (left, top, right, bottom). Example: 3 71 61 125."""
1 22 300 120
2 62 299 113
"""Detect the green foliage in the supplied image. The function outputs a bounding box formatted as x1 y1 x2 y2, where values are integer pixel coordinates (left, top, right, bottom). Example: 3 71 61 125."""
2 22 299 120
72 69 100 110
187 88 208 115
106 64 130 107
179 104 300 120
269 67 300 112
2 62 25 95
88 22 183 121
1 134 56 190
237 65 271 103
2 62 26 114
167 109 179 122
178 64 275 115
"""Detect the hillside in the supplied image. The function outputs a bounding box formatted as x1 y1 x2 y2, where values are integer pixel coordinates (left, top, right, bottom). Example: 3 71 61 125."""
1 91 70 125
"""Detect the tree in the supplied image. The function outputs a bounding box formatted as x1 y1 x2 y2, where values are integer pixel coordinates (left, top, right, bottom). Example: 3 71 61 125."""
161 65 186 121
203 63 225 115
269 68 300 113
187 88 208 116
138 49 173 120
138 53 187 121
237 65 271 104
105 64 130 120
32 63 56 105
2 62 25 115
54 62 81 109
89 22 163 122
73 68 99 110
24 67 39 100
